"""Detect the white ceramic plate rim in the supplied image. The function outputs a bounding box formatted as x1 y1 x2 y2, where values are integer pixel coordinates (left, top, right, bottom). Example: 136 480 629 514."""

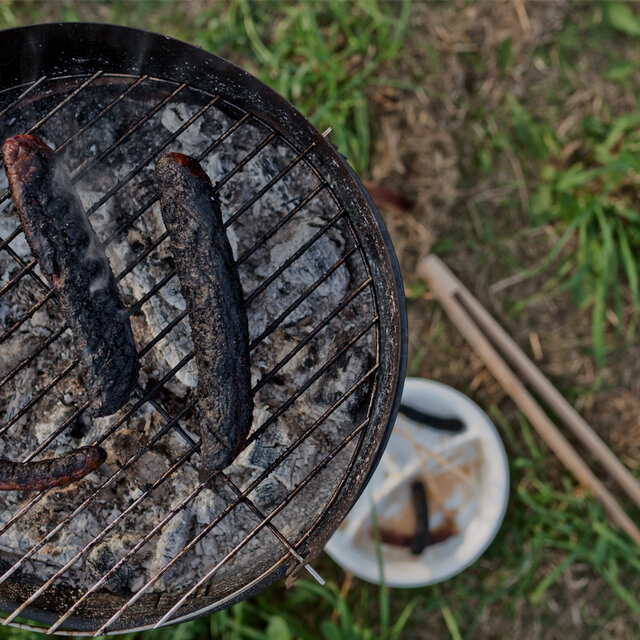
324 378 510 588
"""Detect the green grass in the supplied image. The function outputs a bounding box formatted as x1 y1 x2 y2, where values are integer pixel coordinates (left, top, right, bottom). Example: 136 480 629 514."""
193 0 411 174
526 109 640 368
1 0 410 174
481 4 640 369
1 1 640 638
450 3 640 369
417 405 640 638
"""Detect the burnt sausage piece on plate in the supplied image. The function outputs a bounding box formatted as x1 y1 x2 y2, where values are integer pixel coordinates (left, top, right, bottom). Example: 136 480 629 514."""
2 134 139 416
155 153 253 473
0 446 107 491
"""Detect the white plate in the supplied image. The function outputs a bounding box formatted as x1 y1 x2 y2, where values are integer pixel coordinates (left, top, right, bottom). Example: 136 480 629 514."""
324 378 509 587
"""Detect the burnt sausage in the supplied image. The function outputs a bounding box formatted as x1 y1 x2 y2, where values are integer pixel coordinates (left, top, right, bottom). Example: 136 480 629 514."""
2 134 139 416
155 153 253 472
0 446 106 491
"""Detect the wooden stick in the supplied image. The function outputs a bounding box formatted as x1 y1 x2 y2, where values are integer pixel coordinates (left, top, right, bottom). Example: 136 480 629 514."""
418 254 640 545
454 267 640 511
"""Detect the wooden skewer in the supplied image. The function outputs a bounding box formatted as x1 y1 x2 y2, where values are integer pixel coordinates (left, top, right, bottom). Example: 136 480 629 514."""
418 254 640 545
453 265 640 511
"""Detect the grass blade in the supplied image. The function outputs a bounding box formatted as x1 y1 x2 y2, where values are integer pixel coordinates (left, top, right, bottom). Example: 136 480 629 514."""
530 544 584 603
390 599 419 640
616 219 640 337
440 605 462 640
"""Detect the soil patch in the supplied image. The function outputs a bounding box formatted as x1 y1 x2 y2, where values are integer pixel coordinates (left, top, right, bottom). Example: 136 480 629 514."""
365 2 640 637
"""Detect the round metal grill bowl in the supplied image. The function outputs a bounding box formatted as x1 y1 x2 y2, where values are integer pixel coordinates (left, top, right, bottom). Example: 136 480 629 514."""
0 23 406 635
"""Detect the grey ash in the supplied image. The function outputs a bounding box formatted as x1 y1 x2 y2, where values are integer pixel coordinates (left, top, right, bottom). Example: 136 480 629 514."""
0 81 377 596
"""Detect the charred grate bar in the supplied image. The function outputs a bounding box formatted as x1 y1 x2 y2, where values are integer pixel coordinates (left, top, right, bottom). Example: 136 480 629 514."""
0 71 377 627
0 76 47 119
0 72 105 214
0 23 405 636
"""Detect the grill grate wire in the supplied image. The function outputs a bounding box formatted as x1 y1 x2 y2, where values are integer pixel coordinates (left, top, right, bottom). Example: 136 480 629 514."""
0 71 382 633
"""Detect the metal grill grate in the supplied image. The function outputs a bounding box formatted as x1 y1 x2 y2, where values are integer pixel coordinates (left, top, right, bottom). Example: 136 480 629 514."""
0 61 402 635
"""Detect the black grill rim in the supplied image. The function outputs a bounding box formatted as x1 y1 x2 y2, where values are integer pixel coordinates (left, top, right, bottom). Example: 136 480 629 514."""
0 22 408 633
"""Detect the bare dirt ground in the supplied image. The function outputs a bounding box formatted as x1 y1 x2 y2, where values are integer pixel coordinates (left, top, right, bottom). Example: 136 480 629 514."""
364 1 640 637
374 0 640 489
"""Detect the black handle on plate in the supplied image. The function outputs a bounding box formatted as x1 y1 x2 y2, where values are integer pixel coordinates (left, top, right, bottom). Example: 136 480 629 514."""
399 403 465 433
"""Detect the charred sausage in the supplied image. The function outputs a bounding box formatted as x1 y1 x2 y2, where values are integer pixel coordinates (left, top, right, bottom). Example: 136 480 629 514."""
0 446 106 491
155 153 253 473
2 134 139 416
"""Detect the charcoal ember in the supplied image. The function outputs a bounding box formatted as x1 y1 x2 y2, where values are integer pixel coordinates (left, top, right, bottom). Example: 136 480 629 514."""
230 410 323 494
104 405 197 498
30 401 78 449
252 476 288 514
160 103 206 149
85 542 135 593
241 438 286 478
104 200 200 389
0 367 34 432
0 381 107 493
155 153 253 474
124 258 198 389
0 87 377 593
40 508 102 565
148 507 195 590
248 220 350 339
2 134 139 416
192 496 254 574
0 169 30 263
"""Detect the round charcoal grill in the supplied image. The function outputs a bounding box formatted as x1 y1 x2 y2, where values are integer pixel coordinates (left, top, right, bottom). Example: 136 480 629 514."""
0 24 406 634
